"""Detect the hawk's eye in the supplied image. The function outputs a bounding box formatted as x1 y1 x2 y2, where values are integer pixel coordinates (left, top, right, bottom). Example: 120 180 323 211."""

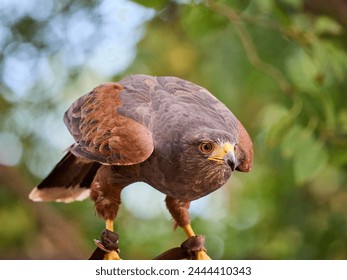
199 142 214 154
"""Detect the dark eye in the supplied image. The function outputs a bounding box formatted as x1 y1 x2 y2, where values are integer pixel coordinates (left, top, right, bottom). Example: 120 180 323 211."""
199 142 214 154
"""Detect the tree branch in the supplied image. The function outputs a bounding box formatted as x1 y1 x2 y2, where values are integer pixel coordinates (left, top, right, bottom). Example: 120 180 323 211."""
206 0 293 94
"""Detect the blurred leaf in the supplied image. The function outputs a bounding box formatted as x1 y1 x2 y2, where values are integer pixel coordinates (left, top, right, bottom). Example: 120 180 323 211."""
313 16 343 36
281 123 329 185
281 125 302 158
261 103 289 131
279 0 302 9
265 99 302 147
313 41 347 83
219 0 252 11
180 5 228 38
286 126 329 185
131 0 167 9
285 48 320 92
309 166 343 196
338 110 347 133
331 146 347 166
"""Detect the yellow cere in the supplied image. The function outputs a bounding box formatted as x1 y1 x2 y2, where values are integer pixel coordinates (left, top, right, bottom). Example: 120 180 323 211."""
208 142 234 163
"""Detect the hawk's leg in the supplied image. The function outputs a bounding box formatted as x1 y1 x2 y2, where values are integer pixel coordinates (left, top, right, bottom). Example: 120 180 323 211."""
165 196 211 260
102 219 121 260
90 166 125 260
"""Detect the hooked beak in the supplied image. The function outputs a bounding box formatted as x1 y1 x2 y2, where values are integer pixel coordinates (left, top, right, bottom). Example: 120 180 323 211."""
208 142 237 171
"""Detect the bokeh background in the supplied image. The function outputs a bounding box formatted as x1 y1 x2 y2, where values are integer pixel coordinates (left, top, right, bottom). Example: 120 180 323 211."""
1 0 347 260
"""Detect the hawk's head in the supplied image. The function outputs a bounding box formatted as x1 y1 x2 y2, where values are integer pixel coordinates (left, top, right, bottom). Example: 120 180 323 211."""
152 128 243 201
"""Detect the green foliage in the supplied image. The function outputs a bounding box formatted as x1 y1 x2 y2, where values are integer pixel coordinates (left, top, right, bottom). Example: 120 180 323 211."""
180 5 229 38
1 0 347 260
132 0 168 9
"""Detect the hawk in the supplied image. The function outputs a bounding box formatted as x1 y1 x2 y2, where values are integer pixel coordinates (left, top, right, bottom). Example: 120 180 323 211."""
29 75 253 259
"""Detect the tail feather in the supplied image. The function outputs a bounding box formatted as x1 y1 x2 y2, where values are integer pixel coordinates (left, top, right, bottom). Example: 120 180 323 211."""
29 150 101 203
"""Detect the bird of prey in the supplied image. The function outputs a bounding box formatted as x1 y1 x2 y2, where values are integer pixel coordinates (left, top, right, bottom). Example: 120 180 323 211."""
29 74 253 260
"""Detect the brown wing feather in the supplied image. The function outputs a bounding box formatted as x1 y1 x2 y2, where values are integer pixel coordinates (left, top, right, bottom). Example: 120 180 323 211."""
236 120 253 172
64 82 154 165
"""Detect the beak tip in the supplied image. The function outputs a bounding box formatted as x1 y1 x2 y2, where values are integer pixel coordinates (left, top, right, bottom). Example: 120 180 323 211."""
225 150 237 171
227 159 236 171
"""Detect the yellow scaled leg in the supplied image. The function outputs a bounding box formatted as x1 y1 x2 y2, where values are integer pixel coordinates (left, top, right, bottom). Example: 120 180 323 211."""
183 224 211 260
106 220 114 231
104 219 122 260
